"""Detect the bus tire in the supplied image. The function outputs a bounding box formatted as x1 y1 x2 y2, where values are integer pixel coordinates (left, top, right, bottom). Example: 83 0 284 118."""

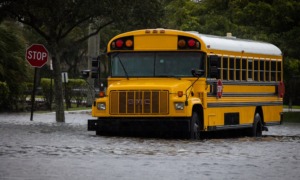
250 113 262 137
190 111 201 140
96 130 109 136
96 131 103 136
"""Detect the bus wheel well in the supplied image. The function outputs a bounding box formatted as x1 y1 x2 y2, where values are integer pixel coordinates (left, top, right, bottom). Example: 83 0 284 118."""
192 104 204 130
255 106 264 125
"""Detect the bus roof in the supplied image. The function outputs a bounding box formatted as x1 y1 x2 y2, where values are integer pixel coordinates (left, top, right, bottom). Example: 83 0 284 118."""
108 29 282 57
186 31 282 56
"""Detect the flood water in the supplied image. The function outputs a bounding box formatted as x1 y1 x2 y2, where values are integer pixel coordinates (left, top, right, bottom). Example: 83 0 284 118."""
0 112 299 180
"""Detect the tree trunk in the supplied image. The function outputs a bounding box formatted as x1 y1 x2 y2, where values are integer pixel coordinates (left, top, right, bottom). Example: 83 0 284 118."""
51 49 65 122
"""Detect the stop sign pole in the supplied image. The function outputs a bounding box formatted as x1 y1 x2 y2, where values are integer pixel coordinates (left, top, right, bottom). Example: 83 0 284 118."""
26 44 49 121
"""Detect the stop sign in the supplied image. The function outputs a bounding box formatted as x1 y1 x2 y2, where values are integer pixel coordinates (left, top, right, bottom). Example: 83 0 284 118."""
26 44 49 68
217 79 223 98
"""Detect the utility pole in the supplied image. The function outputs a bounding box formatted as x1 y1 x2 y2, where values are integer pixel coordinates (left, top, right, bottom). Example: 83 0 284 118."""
86 24 100 106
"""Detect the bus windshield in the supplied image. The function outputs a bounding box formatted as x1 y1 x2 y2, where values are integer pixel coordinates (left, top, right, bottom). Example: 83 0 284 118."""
110 52 205 77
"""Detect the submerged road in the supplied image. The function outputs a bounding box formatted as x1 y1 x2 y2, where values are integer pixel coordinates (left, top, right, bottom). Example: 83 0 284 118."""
0 112 299 180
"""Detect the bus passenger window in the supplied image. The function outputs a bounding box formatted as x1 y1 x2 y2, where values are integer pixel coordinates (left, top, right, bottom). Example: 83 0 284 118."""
222 57 228 80
236 58 241 80
277 61 282 81
266 61 270 81
242 59 247 80
260 60 265 81
218 56 222 79
229 58 235 80
254 60 259 81
271 61 276 81
248 59 253 81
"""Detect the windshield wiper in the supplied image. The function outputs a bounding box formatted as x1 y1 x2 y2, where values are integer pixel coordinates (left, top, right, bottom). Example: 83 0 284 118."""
114 53 129 80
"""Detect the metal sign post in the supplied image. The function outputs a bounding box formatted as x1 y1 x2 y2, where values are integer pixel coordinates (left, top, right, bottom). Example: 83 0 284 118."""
25 44 49 121
30 68 38 121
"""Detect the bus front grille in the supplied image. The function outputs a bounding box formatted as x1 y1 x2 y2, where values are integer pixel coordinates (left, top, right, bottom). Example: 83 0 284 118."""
110 90 169 115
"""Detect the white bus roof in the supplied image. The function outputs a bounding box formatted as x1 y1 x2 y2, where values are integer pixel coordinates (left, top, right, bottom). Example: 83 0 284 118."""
187 31 282 56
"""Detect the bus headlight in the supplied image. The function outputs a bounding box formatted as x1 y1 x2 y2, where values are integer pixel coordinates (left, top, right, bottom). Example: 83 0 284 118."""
174 102 184 110
97 103 106 110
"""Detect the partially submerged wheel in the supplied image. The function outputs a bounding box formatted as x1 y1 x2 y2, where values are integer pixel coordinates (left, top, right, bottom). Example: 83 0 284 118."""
250 113 262 137
190 111 201 140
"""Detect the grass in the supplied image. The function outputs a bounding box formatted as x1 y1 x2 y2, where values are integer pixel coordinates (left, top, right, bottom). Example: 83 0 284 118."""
65 106 91 111
34 104 91 114
283 112 300 123
283 105 300 109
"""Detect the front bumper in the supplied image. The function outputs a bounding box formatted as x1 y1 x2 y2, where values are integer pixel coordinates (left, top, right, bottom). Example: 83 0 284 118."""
88 117 190 133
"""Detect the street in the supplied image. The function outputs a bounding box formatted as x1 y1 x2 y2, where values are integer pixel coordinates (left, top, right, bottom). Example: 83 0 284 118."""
0 112 299 180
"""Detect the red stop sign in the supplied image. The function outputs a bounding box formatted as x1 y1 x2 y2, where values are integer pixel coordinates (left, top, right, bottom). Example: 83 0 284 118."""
26 44 49 68
217 79 223 98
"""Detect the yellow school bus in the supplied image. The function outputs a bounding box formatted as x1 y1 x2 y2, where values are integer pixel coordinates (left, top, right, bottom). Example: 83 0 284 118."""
88 29 284 139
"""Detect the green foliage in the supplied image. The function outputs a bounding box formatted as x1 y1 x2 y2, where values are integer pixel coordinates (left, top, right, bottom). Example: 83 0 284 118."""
283 57 300 105
284 58 300 79
41 78 88 109
164 0 200 30
1 0 165 119
65 79 88 108
0 21 31 110
0 81 10 110
40 78 54 109
283 112 300 123
1 0 300 110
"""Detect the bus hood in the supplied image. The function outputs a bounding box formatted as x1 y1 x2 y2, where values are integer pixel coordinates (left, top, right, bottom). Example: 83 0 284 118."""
107 78 192 92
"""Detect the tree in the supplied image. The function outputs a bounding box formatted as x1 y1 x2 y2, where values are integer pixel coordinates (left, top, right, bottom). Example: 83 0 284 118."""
0 0 164 122
283 58 300 106
163 0 201 30
0 21 31 110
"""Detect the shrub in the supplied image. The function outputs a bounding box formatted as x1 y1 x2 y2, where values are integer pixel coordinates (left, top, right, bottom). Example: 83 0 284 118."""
40 78 54 110
41 78 88 109
0 82 10 110
65 79 88 108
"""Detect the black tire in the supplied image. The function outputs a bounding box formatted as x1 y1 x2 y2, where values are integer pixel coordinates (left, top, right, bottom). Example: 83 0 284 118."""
190 111 201 140
96 130 109 136
250 113 262 137
96 131 103 136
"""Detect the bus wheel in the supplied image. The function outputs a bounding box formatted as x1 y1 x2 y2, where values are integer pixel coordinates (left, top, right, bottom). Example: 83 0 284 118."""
250 113 262 137
96 130 108 136
96 131 102 136
190 111 200 140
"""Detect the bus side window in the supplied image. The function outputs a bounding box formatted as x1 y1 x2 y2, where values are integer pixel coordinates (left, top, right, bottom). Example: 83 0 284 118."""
266 60 270 81
236 58 241 81
260 60 265 81
208 55 220 79
218 56 222 79
271 60 276 81
223 57 228 80
248 58 253 81
242 58 247 80
254 59 259 81
229 57 235 80
277 61 282 81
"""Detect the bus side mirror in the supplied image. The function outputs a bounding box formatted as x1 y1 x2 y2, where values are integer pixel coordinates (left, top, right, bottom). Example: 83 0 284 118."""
191 69 204 77
208 55 220 79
